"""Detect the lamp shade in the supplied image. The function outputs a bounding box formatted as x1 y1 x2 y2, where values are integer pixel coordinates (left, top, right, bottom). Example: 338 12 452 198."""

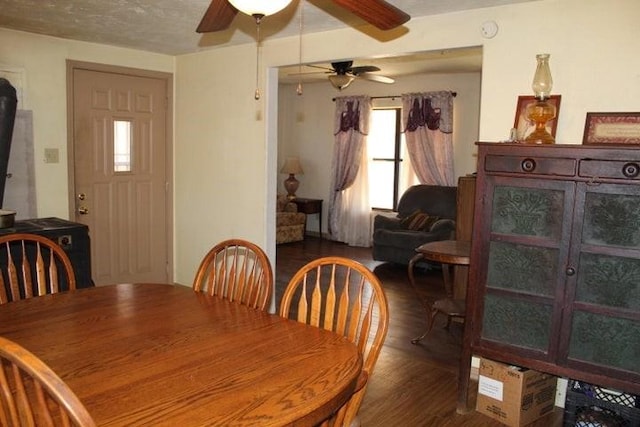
328 74 355 91
280 157 303 175
228 0 292 17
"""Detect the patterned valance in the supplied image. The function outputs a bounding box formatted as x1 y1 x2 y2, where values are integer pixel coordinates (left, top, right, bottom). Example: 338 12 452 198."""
402 91 453 134
333 96 370 135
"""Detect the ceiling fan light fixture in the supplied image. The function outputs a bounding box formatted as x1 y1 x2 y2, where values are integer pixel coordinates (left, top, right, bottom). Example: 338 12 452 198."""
328 74 355 90
228 0 292 17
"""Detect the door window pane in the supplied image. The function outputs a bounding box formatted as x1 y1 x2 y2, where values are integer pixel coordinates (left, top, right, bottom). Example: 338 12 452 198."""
113 120 131 172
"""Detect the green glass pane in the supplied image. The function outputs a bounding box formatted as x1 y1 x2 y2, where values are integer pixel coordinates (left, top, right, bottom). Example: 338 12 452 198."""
570 311 640 374
577 253 640 310
583 192 640 247
487 241 557 296
491 186 564 238
482 294 552 351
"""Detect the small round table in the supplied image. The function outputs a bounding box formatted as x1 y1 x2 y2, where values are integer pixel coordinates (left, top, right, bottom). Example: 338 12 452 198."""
407 240 471 344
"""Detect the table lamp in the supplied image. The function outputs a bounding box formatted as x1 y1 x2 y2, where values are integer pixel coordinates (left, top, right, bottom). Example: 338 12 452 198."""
281 157 303 200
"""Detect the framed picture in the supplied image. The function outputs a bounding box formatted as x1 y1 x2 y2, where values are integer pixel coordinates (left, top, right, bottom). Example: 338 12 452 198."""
513 95 562 141
582 112 640 145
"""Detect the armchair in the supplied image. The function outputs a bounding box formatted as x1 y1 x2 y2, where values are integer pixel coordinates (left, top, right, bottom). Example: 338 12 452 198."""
276 195 306 244
372 185 457 265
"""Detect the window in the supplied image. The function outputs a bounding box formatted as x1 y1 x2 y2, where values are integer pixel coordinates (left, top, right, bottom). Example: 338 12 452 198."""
368 108 416 210
113 120 132 172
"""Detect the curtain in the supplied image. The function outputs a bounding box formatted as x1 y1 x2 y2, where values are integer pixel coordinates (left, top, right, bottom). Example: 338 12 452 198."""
328 96 371 247
401 91 455 186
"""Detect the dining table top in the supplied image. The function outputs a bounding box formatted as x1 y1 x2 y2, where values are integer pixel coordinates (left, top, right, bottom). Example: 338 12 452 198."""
0 283 362 426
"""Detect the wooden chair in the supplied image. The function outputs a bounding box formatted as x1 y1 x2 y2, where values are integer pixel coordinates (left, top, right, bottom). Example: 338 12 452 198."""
0 336 95 426
192 239 273 310
279 256 389 427
0 233 77 304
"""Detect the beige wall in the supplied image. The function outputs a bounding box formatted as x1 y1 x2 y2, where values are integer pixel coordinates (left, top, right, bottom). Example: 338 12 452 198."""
1 0 639 285
176 0 640 284
0 28 173 218
278 71 482 236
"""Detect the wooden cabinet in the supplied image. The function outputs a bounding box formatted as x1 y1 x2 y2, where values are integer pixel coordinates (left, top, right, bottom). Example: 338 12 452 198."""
458 142 640 411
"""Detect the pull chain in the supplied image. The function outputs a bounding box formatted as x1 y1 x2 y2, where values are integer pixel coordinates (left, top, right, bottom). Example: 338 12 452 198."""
254 16 262 100
296 1 304 96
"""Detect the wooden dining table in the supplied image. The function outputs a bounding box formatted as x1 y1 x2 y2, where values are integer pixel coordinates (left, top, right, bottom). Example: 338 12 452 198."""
0 283 362 426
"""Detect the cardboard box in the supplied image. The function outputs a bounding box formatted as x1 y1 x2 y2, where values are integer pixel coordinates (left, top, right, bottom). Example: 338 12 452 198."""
476 358 557 426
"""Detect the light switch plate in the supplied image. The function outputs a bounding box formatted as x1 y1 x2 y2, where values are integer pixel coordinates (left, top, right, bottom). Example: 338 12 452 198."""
44 148 59 163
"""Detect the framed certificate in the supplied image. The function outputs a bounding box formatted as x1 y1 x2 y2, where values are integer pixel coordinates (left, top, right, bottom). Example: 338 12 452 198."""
582 112 640 145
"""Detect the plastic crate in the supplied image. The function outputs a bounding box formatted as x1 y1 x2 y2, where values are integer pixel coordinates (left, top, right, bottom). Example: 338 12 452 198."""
563 380 640 427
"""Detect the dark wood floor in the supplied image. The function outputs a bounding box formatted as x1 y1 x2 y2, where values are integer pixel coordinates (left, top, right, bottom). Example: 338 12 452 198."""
276 237 563 427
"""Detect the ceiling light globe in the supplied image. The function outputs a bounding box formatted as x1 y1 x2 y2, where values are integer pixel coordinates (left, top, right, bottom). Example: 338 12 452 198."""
228 0 293 17
328 74 355 91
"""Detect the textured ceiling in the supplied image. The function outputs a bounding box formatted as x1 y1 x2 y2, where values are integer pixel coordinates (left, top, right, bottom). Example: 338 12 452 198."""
0 0 535 55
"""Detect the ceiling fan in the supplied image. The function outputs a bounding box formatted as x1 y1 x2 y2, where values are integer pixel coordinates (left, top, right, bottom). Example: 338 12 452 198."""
301 61 395 90
196 0 411 33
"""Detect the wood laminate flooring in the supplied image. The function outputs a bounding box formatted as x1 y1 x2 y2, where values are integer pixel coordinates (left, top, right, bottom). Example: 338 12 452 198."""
275 237 564 427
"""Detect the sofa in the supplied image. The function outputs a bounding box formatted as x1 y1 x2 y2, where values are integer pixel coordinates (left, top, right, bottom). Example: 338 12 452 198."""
276 195 306 244
372 185 457 265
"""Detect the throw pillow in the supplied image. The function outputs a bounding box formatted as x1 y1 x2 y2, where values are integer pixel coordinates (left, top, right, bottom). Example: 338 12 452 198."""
400 209 421 229
401 210 441 231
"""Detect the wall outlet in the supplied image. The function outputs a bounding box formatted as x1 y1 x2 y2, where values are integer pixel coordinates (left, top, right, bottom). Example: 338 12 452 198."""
44 148 59 163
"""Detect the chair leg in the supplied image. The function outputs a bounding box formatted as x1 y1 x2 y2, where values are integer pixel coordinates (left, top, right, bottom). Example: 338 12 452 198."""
411 306 439 344
445 315 453 330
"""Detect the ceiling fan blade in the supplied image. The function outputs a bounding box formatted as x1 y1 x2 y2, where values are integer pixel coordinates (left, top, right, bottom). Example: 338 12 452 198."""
351 65 380 74
288 71 329 77
306 64 336 72
331 0 410 30
196 0 238 33
357 73 395 84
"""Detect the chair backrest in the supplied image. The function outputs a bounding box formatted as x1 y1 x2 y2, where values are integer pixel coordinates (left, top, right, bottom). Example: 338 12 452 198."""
192 239 273 310
279 256 389 425
0 233 77 304
0 336 96 427
397 184 457 219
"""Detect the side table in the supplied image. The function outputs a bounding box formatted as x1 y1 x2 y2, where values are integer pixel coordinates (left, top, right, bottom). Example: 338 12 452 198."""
293 198 323 239
407 240 471 344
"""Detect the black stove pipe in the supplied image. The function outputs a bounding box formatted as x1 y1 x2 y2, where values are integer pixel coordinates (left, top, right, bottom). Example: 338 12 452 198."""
0 78 17 209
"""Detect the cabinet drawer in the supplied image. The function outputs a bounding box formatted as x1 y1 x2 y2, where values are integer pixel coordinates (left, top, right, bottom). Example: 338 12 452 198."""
485 154 576 176
579 159 640 180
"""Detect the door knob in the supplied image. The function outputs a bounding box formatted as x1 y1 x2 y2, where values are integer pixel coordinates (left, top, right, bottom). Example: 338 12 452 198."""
78 207 89 215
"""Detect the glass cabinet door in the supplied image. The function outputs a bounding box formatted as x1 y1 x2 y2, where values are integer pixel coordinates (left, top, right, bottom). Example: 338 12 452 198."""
564 182 640 377
479 176 575 359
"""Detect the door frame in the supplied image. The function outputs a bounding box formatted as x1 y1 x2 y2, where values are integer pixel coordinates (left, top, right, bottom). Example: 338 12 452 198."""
65 60 174 281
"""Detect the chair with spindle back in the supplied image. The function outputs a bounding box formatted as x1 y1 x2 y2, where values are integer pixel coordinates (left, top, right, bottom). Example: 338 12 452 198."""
0 233 77 304
279 256 389 427
0 336 96 426
192 239 273 310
